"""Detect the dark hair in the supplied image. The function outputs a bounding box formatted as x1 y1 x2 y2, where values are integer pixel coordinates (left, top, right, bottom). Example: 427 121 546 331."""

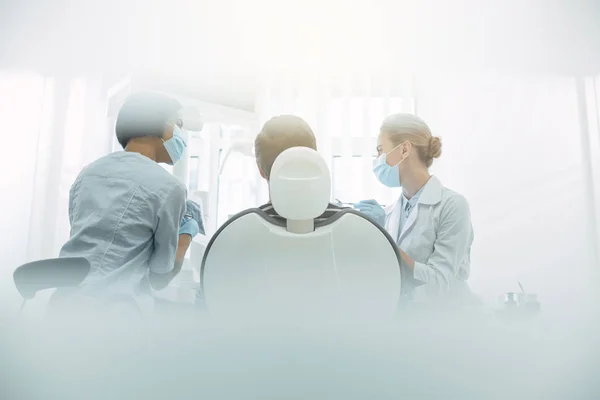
115 92 182 149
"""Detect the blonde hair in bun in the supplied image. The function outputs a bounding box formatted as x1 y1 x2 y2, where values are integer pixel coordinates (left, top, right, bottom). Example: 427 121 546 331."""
380 113 442 168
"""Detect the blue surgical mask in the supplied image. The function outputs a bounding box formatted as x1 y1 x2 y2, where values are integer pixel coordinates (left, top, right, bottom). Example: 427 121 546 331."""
372 142 407 187
163 125 187 165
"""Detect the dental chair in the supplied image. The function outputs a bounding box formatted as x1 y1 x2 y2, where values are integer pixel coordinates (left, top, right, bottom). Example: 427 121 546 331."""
198 147 404 322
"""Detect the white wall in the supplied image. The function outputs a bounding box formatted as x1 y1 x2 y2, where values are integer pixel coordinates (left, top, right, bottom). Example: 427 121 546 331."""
0 72 46 312
418 73 599 311
586 75 600 270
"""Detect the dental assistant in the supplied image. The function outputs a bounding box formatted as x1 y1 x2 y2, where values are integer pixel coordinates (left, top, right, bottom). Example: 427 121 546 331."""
54 92 201 306
355 113 474 302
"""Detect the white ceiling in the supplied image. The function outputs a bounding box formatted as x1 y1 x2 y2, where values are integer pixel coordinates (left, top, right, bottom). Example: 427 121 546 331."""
1 0 599 111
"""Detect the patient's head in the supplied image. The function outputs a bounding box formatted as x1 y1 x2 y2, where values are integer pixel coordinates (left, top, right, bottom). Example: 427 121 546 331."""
254 115 317 180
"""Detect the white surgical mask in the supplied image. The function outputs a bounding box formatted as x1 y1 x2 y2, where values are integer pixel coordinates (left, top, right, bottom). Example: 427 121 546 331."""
372 142 408 187
163 125 187 165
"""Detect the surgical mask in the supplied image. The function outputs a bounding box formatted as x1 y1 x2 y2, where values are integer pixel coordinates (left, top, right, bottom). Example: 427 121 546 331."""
372 142 408 188
163 125 187 165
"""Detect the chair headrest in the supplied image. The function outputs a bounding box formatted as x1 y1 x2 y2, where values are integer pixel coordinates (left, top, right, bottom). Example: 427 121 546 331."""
270 147 331 221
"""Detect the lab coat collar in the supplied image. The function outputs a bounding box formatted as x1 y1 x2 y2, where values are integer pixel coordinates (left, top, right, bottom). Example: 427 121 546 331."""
395 176 443 244
415 175 443 206
383 176 441 215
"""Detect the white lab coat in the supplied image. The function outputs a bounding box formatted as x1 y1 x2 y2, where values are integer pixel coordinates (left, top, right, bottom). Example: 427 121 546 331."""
384 176 474 303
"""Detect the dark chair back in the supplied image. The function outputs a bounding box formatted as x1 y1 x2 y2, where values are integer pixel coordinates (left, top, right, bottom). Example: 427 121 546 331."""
13 257 90 299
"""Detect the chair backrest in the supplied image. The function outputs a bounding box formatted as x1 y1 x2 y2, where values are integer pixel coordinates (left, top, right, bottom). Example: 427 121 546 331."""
13 257 90 299
198 147 403 322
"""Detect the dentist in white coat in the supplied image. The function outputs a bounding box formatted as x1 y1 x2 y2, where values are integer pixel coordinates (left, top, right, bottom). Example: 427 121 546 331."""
355 113 474 303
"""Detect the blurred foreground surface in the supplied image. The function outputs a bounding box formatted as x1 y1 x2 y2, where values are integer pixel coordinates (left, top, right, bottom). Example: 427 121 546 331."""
1 306 599 399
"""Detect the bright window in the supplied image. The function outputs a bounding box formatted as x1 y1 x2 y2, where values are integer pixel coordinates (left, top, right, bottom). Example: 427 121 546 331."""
326 96 411 207
60 78 87 195
216 125 261 227
0 71 46 275
188 134 207 192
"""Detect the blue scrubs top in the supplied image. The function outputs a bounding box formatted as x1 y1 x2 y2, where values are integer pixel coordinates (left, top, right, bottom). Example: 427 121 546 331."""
57 151 187 300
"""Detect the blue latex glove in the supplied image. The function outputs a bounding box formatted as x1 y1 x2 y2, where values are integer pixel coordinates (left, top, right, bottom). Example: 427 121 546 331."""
179 218 200 238
183 199 205 235
353 199 386 226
